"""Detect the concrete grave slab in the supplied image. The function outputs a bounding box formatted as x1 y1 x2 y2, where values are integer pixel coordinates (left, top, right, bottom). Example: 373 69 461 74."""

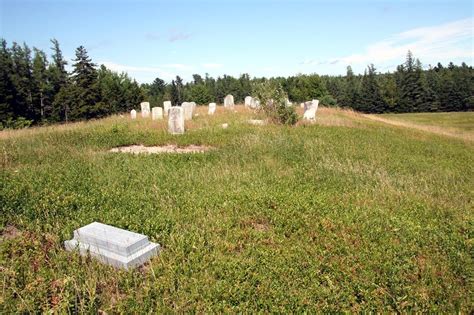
64 222 160 269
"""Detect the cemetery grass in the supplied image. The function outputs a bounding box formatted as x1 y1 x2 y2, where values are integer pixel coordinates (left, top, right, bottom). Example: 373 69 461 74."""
1 106 473 312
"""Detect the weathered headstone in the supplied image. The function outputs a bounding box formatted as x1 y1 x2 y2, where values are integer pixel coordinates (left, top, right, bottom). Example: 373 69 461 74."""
285 98 292 107
224 94 234 109
244 96 253 107
182 102 194 120
140 102 150 118
250 98 260 109
190 102 197 113
168 106 185 134
130 109 137 119
163 101 171 116
64 222 160 269
248 119 266 125
208 102 216 115
151 107 163 120
303 99 319 120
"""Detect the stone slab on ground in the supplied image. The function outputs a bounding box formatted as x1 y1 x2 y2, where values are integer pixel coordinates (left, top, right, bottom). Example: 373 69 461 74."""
64 222 160 269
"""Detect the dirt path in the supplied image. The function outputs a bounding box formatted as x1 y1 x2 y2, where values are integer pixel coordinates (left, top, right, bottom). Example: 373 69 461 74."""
363 114 473 142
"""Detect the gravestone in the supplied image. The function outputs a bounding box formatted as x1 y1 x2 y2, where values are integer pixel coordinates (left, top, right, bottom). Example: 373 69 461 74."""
151 107 163 120
208 102 216 115
130 109 137 119
244 96 253 107
140 102 150 118
182 102 194 120
250 98 260 109
285 98 292 107
163 101 171 116
190 102 197 113
303 99 319 120
168 106 185 134
64 222 160 269
224 94 234 109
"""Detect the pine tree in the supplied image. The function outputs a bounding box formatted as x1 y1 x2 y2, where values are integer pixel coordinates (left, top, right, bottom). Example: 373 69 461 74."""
32 48 52 121
360 64 385 113
70 45 100 119
11 42 34 120
341 66 361 109
395 51 428 112
49 39 69 121
0 39 16 124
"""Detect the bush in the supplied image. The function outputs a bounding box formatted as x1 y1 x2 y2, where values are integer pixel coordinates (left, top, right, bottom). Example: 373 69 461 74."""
253 81 298 125
321 94 337 106
0 117 33 130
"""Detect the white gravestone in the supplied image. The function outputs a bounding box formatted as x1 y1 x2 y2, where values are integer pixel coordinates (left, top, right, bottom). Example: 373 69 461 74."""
151 107 163 120
140 102 150 118
182 102 194 120
250 98 260 109
130 109 137 119
244 96 253 107
224 95 234 109
190 102 197 113
303 99 319 120
163 101 171 116
168 106 185 134
64 222 160 269
208 102 216 115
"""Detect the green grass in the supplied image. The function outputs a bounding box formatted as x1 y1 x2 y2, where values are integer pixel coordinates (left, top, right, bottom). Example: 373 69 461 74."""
381 111 474 132
1 107 473 312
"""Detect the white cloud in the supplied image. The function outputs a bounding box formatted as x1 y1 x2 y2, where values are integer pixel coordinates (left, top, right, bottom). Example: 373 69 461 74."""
311 17 473 71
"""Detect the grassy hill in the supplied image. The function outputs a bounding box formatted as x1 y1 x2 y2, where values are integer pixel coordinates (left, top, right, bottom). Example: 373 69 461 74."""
1 106 472 312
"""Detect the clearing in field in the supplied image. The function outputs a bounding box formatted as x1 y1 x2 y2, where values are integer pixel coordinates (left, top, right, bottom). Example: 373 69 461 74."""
1 106 473 313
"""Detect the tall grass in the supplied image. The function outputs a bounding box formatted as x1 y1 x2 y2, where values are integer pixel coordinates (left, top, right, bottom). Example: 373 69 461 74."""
1 106 473 312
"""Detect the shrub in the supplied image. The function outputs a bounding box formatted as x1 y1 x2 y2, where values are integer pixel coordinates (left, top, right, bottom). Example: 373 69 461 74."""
321 94 337 106
1 117 33 130
253 81 298 125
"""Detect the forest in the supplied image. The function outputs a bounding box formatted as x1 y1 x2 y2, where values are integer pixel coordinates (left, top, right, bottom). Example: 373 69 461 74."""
0 38 472 128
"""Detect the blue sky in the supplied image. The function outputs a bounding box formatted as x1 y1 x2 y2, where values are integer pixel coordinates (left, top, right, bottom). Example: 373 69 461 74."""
1 0 472 83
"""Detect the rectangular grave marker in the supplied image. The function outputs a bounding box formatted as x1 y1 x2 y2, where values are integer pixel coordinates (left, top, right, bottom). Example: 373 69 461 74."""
64 222 160 269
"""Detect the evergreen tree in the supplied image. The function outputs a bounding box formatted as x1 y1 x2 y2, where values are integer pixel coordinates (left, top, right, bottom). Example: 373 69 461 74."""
360 64 385 113
11 42 34 119
395 51 428 112
341 66 360 109
32 48 52 121
0 39 16 123
49 39 69 121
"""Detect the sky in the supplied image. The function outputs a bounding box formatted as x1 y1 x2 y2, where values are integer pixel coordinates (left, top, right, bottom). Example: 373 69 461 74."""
0 0 473 83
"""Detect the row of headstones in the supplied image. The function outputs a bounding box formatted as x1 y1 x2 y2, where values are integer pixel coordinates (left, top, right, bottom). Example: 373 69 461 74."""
130 97 319 134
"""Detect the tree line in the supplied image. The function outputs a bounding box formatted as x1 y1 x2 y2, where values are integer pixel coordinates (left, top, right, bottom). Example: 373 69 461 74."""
1 38 472 128
0 39 142 128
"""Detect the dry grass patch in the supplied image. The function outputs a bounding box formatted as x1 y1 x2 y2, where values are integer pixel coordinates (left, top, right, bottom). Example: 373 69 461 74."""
109 144 213 154
364 114 474 142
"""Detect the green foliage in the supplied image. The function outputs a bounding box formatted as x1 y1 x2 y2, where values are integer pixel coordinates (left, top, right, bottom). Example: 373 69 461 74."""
320 94 337 106
359 64 386 113
0 116 33 129
253 80 298 125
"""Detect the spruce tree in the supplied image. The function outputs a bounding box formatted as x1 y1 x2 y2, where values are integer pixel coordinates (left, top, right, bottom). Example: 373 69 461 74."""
70 45 100 119
11 42 34 120
32 48 52 121
0 39 16 124
49 39 69 121
342 66 360 109
360 64 385 113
